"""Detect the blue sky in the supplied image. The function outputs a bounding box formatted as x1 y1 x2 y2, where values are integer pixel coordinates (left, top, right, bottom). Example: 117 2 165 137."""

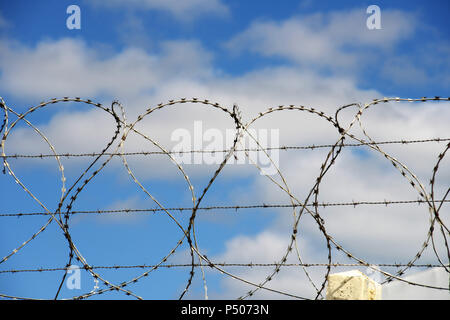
0 0 449 300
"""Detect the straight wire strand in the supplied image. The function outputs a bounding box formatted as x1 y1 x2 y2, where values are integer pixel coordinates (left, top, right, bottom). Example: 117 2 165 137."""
0 199 448 217
1 263 448 274
1 137 448 159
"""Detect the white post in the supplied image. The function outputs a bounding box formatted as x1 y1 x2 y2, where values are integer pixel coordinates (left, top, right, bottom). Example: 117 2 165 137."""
326 270 382 300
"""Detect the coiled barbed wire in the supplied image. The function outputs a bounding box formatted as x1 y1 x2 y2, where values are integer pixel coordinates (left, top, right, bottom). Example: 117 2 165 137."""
0 96 449 300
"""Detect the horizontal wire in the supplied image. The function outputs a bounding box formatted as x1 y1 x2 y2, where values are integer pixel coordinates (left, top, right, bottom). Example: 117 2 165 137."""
2 137 448 159
1 263 448 274
0 199 448 217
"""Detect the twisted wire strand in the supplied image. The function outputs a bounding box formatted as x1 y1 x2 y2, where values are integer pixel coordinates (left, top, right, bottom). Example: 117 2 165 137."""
3 137 447 159
2 262 448 274
1 199 448 217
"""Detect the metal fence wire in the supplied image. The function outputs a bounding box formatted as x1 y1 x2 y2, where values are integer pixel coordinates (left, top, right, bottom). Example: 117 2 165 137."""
0 96 449 300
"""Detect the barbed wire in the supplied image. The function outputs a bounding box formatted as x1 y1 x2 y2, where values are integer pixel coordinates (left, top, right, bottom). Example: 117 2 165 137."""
0 95 449 300
1 263 448 274
2 137 448 159
0 199 448 217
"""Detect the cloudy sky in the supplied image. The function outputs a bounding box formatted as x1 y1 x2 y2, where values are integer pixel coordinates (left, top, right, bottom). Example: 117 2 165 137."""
0 0 448 300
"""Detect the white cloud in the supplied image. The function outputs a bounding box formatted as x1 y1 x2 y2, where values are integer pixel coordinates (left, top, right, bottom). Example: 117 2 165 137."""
0 38 154 99
88 0 229 20
383 268 450 300
210 231 327 299
0 38 213 101
226 9 415 70
211 224 450 299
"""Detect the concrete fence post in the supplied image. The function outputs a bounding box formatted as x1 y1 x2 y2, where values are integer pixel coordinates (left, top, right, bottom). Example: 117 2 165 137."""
326 270 382 300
